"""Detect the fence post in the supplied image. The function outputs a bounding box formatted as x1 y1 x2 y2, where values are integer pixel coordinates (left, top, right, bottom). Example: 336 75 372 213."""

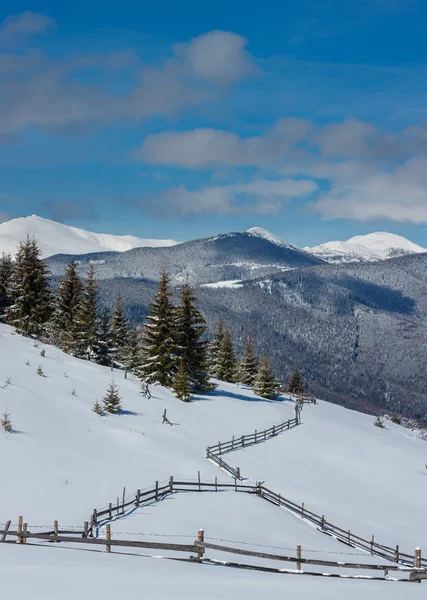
116 497 119 516
264 430 266 441
296 544 302 570
170 476 174 494
242 435 245 448
83 520 88 538
1 520 11 542
54 519 59 542
321 515 325 531
22 522 27 544
371 535 375 554
232 435 235 450
215 477 218 492
136 489 141 506
197 529 204 560
106 524 111 553
198 471 201 492
17 516 23 544
301 502 304 517
234 477 237 491
278 494 281 506
109 502 112 520
93 508 98 526
395 545 399 563
236 467 240 480
155 480 159 500
272 425 275 437
122 487 126 514
255 430 257 443
415 547 422 568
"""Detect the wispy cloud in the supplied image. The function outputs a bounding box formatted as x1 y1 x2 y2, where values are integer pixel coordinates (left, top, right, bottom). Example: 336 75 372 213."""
41 200 98 223
0 12 55 44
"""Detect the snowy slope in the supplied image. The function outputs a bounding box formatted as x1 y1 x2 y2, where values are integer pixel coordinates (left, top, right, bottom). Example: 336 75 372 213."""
307 232 427 264
1 324 427 596
0 215 177 258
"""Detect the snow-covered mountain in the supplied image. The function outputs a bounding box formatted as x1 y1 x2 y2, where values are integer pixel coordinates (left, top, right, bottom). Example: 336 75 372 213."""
0 215 178 258
306 232 427 264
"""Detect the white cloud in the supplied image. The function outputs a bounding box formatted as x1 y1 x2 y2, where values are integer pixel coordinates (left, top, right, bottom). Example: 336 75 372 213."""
142 178 317 218
175 30 258 84
0 12 55 43
313 158 427 223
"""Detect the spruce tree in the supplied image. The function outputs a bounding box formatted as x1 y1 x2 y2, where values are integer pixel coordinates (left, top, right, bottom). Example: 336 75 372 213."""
0 253 13 319
288 368 304 395
93 308 113 366
73 266 100 360
103 381 122 414
175 283 213 392
52 260 82 352
92 401 104 415
5 237 51 337
140 271 178 387
214 328 236 382
238 337 258 386
208 318 225 375
123 325 142 373
253 357 277 399
1 408 12 432
173 358 192 402
109 295 129 365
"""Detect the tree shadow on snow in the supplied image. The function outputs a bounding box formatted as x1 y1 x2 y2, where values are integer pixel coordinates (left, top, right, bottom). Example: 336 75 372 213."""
196 389 287 404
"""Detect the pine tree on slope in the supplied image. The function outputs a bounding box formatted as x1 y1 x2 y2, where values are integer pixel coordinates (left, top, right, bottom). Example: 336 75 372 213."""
5 237 51 337
52 260 82 352
103 381 122 414
123 325 142 374
93 308 113 366
238 337 258 386
253 357 277 399
175 283 213 392
109 295 129 365
73 265 100 360
288 368 304 395
0 253 13 319
140 271 178 387
215 328 236 383
208 318 225 375
173 358 192 402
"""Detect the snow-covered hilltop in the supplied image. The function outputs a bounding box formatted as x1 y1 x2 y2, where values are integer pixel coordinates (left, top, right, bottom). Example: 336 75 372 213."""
306 231 427 264
0 215 178 258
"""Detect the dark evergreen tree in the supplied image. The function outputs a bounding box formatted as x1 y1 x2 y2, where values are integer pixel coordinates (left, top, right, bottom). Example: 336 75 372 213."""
175 283 213 392
173 358 192 402
73 266 100 360
253 357 277 399
208 318 225 374
123 325 142 373
288 368 304 395
140 271 178 387
238 337 258 386
214 327 236 382
5 237 51 336
93 308 113 366
52 260 82 352
1 407 12 432
0 253 13 319
102 381 122 414
92 401 104 415
109 295 129 365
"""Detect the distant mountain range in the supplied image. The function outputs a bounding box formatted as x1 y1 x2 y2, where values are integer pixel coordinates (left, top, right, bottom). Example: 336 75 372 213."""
306 232 427 264
1 216 425 266
0 215 177 258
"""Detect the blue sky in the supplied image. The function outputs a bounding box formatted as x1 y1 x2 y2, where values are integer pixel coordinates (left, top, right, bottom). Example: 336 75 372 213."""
1 0 427 246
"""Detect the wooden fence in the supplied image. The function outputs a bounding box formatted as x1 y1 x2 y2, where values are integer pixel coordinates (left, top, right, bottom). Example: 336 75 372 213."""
205 416 299 480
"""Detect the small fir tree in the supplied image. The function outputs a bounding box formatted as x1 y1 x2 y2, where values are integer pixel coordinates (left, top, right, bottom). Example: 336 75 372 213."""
73 266 100 360
1 408 12 432
140 271 179 387
214 328 236 382
288 368 304 395
92 401 104 415
123 325 142 374
374 415 385 428
103 381 122 414
37 365 45 377
173 359 192 402
238 338 258 386
5 237 51 336
175 283 213 392
253 357 277 399
0 253 13 319
109 295 129 365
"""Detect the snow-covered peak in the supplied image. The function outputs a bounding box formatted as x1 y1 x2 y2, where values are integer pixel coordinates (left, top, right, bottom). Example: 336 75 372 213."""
246 227 292 248
0 215 178 258
306 231 427 264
